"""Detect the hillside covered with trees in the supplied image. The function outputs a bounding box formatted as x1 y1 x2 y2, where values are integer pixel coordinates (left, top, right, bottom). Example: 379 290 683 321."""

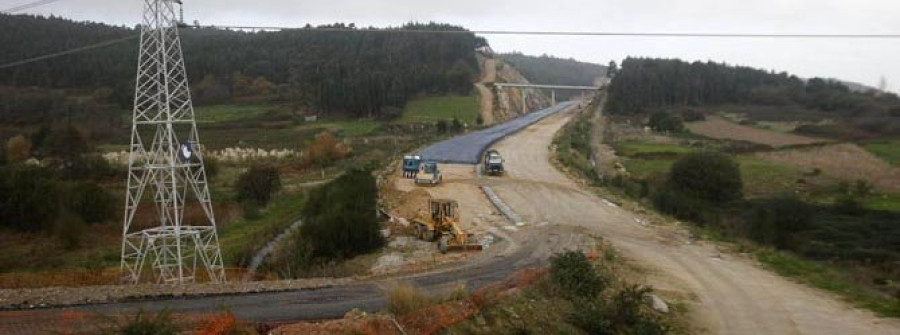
0 14 487 121
500 53 606 99
604 57 900 136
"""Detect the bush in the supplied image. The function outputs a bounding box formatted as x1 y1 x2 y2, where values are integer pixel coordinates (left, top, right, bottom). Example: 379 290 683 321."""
550 250 607 299
436 120 449 134
64 182 116 224
235 165 281 206
648 111 684 132
118 310 179 335
302 131 347 167
0 167 59 231
385 282 433 316
680 109 706 122
653 188 720 226
476 114 484 126
667 152 742 204
451 117 464 133
5 135 32 163
298 169 383 260
746 196 813 250
54 212 86 250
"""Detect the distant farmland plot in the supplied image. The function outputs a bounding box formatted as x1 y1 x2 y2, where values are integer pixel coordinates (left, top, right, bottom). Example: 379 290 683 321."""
757 143 900 193
399 95 480 124
862 140 900 166
686 116 823 147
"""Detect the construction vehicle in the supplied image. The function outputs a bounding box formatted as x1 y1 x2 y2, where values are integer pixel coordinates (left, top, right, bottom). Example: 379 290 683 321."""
413 199 482 253
402 155 421 179
414 161 442 186
482 149 504 176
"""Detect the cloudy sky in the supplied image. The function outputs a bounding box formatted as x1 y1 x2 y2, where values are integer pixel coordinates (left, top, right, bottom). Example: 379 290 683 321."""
14 0 900 92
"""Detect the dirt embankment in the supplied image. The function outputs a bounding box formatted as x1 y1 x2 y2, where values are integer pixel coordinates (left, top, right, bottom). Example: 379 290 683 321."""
686 115 824 147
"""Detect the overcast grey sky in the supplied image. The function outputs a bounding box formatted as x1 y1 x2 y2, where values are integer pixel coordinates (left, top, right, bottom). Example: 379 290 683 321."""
15 0 900 92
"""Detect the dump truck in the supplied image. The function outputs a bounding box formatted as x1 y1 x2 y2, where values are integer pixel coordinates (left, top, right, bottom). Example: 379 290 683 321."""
414 161 442 186
402 155 422 179
483 149 504 176
413 199 482 253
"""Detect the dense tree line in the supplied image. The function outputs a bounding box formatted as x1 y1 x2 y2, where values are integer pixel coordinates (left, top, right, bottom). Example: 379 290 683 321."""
605 57 900 119
0 14 486 119
500 52 606 99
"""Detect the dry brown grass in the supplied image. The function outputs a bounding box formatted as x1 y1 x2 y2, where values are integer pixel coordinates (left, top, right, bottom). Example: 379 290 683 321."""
757 143 900 192
686 116 824 147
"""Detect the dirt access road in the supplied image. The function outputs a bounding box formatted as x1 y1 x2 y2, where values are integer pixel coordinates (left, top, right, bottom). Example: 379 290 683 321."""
488 110 899 334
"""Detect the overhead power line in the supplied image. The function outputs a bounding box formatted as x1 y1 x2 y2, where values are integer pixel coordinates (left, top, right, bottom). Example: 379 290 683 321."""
5 23 900 71
2 0 62 13
0 34 137 70
202 24 900 39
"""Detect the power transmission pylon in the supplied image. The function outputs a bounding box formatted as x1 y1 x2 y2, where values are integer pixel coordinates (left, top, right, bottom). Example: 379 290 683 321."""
120 0 225 285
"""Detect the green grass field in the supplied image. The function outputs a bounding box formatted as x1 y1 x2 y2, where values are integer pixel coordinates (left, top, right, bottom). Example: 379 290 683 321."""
398 95 480 124
614 141 696 157
866 193 900 212
623 153 801 197
862 139 900 166
195 103 288 124
299 119 380 137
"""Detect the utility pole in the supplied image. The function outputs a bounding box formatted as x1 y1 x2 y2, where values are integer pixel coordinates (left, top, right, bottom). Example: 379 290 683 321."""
120 0 225 285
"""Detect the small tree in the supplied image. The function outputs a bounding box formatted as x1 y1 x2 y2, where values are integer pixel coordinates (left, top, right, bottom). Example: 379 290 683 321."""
303 131 347 167
451 117 464 133
648 111 684 132
64 182 116 224
5 135 32 163
435 120 449 134
235 165 281 206
475 114 484 126
667 152 743 204
550 250 607 298
298 169 382 261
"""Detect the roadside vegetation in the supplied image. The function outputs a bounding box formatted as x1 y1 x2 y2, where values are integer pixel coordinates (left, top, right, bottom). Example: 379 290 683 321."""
553 58 900 317
447 249 679 334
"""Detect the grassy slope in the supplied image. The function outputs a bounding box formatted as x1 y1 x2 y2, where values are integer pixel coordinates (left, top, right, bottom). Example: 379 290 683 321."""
218 191 306 267
399 95 480 125
195 103 288 124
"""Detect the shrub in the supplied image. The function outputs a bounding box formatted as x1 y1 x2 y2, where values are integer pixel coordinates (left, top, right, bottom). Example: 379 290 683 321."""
0 167 59 231
476 114 484 126
302 131 347 167
54 212 86 250
117 310 178 335
653 188 720 226
451 117 464 133
5 135 32 163
746 196 813 250
648 111 684 132
64 182 116 224
436 120 449 134
385 282 433 316
298 169 383 260
667 152 742 204
550 250 607 299
45 124 91 163
235 165 281 206
680 109 706 122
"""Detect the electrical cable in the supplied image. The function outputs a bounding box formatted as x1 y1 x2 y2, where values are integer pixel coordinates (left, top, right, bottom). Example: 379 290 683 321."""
0 34 137 70
2 0 62 14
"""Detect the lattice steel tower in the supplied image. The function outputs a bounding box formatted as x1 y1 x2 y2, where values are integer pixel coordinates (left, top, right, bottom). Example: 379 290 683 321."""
120 0 225 284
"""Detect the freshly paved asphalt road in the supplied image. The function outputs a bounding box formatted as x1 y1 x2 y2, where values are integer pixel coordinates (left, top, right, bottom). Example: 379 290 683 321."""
418 101 577 164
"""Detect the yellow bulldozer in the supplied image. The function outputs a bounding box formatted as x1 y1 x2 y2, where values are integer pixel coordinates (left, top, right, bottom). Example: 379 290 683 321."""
412 199 483 253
